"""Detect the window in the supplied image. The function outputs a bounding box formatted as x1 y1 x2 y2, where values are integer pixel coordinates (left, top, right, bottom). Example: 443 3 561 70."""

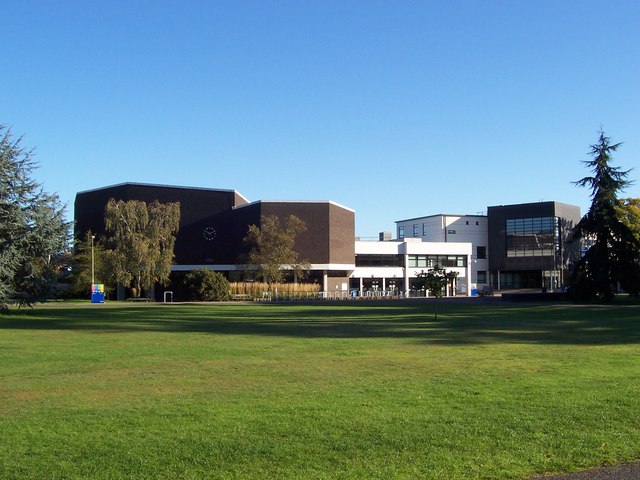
413 224 419 237
476 246 487 259
398 226 405 239
408 255 428 268
465 221 469 225
447 229 456 234
355 254 404 267
422 223 428 236
506 217 559 257
477 271 487 283
408 255 467 268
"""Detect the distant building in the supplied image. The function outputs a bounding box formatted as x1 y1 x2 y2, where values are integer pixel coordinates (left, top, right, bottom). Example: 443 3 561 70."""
392 201 581 293
395 214 489 291
487 201 581 290
75 182 581 298
350 238 472 296
74 183 355 298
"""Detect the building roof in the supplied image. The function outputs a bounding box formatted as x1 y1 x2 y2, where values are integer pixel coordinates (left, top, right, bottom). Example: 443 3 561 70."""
487 200 578 210
76 182 250 204
395 213 487 223
234 199 355 213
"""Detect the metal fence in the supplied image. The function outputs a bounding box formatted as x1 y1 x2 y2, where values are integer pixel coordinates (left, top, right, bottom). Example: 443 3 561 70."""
254 290 434 302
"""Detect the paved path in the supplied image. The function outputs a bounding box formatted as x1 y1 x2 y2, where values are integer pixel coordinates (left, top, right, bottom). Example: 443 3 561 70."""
527 462 640 479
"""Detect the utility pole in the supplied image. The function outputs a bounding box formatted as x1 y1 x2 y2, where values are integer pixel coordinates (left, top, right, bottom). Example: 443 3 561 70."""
91 235 96 285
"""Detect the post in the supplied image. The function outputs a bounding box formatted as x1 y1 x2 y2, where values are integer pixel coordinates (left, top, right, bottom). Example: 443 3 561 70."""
91 235 96 285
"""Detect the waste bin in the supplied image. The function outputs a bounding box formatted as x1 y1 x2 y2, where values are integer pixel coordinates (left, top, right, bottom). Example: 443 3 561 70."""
91 284 105 304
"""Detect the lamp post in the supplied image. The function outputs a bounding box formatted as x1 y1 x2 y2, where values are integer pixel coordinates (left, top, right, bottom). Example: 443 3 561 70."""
91 235 96 286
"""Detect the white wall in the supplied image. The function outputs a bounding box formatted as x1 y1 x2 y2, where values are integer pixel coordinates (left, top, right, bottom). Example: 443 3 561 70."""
352 239 473 295
395 215 489 289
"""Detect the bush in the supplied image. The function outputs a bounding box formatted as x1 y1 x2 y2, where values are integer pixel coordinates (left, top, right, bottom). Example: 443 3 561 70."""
183 270 230 301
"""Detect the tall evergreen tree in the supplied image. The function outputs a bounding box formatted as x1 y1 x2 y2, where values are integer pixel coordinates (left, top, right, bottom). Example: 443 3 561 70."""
569 132 640 301
0 126 69 310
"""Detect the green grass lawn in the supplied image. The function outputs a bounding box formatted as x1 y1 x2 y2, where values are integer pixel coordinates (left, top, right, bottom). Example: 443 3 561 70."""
1 300 639 479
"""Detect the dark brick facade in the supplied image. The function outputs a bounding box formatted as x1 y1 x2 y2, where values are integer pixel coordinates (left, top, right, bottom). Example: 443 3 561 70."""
74 183 355 268
74 183 249 265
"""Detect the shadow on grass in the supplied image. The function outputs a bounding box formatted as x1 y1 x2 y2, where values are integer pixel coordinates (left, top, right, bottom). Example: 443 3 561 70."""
1 300 639 345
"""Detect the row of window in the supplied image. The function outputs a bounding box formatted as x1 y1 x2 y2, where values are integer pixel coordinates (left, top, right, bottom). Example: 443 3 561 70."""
355 254 404 267
506 216 560 258
355 254 469 268
408 255 468 268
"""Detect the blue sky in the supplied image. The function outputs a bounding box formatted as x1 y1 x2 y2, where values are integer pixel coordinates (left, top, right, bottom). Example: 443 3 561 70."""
2 1 639 237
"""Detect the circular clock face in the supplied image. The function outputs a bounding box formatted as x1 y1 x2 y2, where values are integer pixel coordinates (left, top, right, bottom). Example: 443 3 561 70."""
203 226 217 241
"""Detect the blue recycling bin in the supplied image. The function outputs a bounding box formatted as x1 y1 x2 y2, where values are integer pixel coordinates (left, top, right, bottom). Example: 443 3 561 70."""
91 284 105 304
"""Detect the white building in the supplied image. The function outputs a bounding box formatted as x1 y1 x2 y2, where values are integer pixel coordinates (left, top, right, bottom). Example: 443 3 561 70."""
395 214 489 293
350 238 473 296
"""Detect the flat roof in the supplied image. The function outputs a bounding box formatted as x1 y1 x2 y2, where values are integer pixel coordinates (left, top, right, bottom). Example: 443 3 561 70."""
395 213 487 223
76 182 250 203
487 200 579 210
234 199 355 213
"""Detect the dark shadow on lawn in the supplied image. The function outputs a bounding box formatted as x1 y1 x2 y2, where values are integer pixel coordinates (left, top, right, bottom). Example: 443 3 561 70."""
1 301 639 345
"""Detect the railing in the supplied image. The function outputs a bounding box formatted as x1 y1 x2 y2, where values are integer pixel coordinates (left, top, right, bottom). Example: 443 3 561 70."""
253 290 410 302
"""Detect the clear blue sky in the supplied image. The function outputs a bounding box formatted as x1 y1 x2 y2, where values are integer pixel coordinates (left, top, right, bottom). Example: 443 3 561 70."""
2 0 639 237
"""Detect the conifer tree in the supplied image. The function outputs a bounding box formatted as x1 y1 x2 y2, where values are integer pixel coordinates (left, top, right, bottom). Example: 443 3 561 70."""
569 132 640 301
0 126 69 310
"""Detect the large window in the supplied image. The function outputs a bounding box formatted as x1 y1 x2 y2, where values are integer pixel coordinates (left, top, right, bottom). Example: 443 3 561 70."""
476 246 487 259
408 255 467 268
506 217 559 257
398 226 405 239
413 224 419 237
355 254 404 267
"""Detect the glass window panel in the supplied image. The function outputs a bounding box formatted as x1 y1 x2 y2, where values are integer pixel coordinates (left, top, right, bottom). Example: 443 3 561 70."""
505 216 559 257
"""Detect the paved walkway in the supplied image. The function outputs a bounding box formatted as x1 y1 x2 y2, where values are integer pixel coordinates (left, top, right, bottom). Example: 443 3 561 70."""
527 462 640 479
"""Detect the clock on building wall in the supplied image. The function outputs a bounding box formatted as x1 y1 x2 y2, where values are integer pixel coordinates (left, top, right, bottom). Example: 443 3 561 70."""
202 226 217 241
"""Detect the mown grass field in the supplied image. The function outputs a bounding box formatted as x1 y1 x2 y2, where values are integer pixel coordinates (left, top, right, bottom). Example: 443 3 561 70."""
1 300 639 479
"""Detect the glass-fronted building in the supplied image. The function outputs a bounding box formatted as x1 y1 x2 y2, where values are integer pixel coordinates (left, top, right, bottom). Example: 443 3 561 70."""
487 202 581 290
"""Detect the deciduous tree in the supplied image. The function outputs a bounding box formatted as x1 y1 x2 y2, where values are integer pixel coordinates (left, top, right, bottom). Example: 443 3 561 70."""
569 132 640 301
103 198 180 297
244 215 310 285
413 266 457 298
616 198 640 242
0 126 69 310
